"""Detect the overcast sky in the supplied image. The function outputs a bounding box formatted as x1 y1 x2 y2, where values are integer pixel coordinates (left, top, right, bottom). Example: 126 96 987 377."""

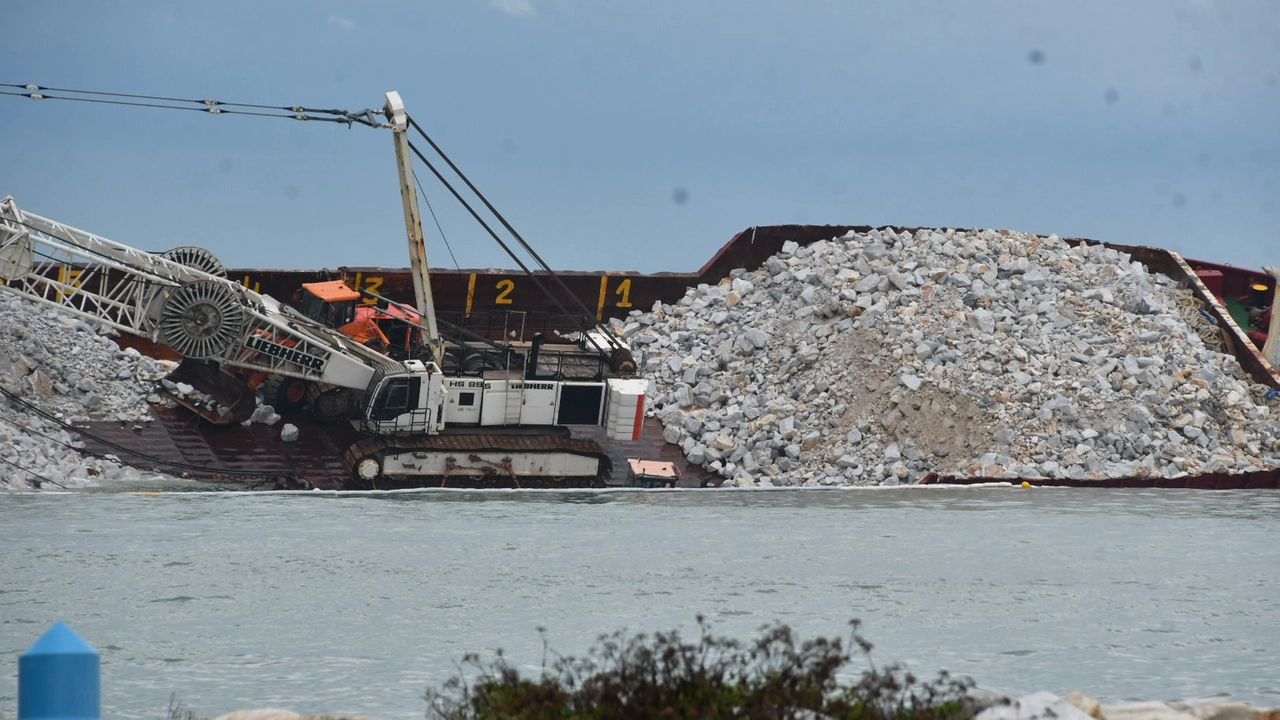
1 1 1277 275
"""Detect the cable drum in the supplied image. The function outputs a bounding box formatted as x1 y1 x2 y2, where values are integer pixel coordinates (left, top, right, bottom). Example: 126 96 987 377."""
161 245 228 278
159 280 245 359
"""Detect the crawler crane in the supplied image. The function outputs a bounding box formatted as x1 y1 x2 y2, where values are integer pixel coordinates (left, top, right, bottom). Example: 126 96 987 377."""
0 92 647 487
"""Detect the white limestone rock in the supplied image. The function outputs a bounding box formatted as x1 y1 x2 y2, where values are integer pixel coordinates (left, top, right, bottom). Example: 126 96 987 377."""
632 226 1280 486
977 691 1096 720
1102 701 1200 720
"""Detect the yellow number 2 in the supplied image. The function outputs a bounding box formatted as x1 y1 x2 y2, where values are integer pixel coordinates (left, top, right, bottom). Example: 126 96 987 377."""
495 278 515 305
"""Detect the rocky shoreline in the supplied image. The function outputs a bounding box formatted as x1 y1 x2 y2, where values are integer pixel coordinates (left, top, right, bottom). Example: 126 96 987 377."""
624 228 1280 487
184 692 1280 720
978 692 1280 720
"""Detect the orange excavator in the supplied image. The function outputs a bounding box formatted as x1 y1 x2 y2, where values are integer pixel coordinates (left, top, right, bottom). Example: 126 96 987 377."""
295 280 396 353
254 279 409 412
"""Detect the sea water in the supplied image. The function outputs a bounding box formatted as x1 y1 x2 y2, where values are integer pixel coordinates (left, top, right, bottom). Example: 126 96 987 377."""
2 487 1278 719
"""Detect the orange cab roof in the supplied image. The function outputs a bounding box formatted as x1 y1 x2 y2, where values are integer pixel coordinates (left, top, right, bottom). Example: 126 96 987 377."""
302 280 361 302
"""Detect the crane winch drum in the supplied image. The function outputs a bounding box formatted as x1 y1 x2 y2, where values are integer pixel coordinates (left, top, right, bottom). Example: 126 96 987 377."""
160 245 228 278
157 279 247 359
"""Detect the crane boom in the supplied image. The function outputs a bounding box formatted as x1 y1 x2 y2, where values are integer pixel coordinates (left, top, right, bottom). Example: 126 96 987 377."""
0 195 395 391
384 91 443 367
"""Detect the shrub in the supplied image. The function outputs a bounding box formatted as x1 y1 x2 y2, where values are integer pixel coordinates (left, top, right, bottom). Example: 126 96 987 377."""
167 694 203 720
424 617 974 720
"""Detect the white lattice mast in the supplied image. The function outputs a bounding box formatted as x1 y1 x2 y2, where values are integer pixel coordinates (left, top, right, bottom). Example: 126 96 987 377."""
0 196 389 388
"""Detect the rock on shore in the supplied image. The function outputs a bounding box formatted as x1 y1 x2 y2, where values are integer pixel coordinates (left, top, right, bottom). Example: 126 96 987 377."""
191 693 1280 720
623 228 1280 487
978 692 1280 720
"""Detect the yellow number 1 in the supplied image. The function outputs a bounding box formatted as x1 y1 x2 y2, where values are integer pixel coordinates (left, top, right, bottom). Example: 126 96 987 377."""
614 278 633 308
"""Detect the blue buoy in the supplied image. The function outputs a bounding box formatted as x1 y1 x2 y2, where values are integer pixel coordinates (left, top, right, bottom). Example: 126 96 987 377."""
18 622 100 720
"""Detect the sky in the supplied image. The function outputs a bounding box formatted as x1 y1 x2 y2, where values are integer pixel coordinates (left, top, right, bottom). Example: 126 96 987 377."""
1 0 1277 275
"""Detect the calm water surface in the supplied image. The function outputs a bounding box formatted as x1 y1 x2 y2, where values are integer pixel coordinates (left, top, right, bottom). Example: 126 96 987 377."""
2 487 1278 719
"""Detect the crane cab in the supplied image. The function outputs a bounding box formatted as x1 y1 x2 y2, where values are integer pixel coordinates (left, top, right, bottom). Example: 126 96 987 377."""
298 280 359 327
360 360 445 435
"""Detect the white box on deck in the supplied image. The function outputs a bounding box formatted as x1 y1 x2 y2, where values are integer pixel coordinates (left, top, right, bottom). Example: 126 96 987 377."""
605 378 647 441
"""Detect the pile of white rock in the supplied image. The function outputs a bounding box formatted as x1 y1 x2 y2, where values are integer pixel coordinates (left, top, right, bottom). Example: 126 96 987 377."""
1 289 305 492
0 291 172 491
623 228 1280 487
976 691 1280 720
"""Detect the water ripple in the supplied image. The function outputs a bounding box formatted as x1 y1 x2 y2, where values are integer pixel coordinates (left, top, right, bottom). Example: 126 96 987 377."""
1 490 1278 720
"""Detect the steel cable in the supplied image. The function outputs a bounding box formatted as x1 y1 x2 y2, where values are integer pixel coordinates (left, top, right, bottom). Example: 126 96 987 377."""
6 83 623 353
413 172 460 271
1 84 387 128
0 386 297 481
405 116 621 348
404 139 569 317
0 453 67 490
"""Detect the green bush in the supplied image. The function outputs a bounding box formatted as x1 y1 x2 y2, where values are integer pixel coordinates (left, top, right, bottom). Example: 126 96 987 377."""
424 617 974 720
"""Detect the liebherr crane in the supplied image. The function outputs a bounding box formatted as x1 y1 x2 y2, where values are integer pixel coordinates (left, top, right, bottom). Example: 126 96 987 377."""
0 92 648 487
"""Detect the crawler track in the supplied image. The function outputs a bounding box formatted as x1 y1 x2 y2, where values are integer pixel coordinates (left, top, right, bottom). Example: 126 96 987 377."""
342 430 612 489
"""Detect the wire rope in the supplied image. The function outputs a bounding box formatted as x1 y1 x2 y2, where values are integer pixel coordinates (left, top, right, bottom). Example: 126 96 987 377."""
0 454 66 490
5 82 623 350
1 84 387 128
0 386 297 481
405 116 616 345
1171 288 1224 349
413 172 460 271
404 139 569 316
409 116 609 333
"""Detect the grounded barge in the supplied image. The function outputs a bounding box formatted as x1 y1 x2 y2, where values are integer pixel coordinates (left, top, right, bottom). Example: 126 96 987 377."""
84 224 1280 490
